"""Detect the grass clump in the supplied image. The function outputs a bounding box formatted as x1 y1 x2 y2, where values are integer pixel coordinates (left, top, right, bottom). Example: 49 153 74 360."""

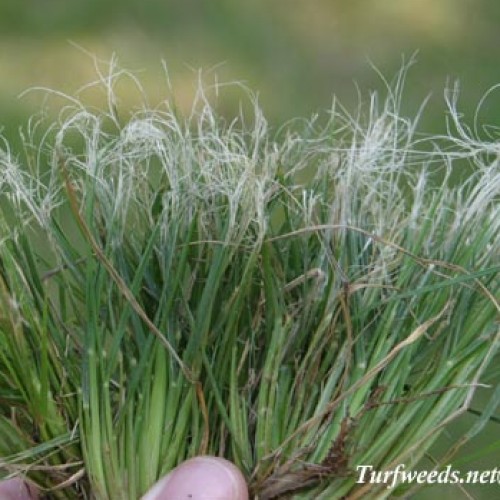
0 63 499 499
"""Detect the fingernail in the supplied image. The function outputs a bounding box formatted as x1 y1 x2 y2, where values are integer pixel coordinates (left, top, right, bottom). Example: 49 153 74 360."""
141 456 248 500
0 478 38 500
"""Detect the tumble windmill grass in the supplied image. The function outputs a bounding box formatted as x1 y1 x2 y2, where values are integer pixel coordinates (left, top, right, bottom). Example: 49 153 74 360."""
0 63 498 499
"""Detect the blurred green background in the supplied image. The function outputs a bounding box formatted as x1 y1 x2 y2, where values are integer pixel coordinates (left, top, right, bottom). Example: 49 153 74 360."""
3 0 500 140
1 1 499 498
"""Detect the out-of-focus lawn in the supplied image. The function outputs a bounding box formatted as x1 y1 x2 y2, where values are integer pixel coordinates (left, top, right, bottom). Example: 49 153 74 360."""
2 1 500 137
1 1 499 498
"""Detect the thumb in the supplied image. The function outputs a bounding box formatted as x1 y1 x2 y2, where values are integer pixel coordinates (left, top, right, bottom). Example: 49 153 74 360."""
141 456 249 500
0 477 39 500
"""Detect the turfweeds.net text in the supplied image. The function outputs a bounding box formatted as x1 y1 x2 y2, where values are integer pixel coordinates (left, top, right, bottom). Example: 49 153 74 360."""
356 464 500 490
